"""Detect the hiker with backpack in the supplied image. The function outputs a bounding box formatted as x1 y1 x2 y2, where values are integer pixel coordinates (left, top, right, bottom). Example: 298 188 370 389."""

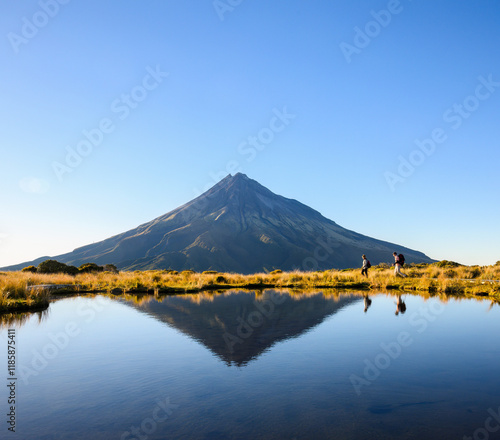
361 254 371 277
393 252 407 277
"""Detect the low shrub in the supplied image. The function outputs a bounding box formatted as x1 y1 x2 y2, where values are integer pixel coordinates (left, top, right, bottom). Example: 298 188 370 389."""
464 267 482 279
435 260 462 268
103 264 119 273
376 263 390 269
78 263 104 273
444 269 457 279
22 266 37 273
37 260 78 275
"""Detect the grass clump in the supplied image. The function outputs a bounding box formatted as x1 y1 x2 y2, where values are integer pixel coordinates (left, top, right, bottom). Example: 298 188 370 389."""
0 273 50 313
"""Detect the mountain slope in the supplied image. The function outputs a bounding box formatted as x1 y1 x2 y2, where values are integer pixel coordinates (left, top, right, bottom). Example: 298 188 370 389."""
2 173 434 272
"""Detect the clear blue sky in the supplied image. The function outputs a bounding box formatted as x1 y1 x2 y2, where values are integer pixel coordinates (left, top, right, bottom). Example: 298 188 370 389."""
1 0 499 267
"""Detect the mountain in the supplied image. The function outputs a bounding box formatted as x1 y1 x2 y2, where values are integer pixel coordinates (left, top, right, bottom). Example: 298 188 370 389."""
2 173 434 272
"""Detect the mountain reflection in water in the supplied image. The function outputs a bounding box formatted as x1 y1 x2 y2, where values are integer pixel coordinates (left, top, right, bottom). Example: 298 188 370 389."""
124 290 360 366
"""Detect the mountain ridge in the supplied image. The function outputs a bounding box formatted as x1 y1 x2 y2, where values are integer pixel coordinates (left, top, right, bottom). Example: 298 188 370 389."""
1 173 435 272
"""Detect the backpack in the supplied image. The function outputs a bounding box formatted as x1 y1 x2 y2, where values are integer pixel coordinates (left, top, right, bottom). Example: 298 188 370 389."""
366 260 371 269
398 254 405 266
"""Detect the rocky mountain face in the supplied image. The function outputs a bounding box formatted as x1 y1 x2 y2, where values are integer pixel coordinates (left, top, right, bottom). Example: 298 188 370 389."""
3 173 434 272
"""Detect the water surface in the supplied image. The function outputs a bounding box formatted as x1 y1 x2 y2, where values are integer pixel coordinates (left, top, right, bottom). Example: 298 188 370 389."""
1 290 499 439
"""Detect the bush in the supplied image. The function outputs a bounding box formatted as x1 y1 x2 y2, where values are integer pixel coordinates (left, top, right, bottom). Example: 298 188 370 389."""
37 260 78 275
376 263 390 269
78 263 104 273
464 267 482 279
202 270 218 274
444 269 457 279
215 275 227 284
103 264 118 273
22 266 37 273
435 260 462 268
410 263 430 269
165 269 178 275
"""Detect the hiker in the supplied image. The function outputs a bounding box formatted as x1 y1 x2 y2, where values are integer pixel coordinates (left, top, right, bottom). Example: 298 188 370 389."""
363 294 372 313
393 252 407 277
395 295 406 315
361 254 371 277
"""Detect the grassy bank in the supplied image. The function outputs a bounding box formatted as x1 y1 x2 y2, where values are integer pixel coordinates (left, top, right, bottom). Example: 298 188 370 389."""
0 273 50 314
1 262 499 313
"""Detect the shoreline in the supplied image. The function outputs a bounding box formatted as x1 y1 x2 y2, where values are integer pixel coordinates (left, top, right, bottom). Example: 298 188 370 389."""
1 265 499 314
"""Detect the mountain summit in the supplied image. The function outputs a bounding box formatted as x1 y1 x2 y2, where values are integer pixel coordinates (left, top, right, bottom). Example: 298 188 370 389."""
3 173 434 272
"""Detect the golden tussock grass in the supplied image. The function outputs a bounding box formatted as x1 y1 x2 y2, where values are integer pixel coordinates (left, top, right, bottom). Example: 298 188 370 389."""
1 262 499 313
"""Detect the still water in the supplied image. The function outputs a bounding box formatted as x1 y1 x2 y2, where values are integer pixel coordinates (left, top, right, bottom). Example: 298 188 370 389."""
1 290 500 440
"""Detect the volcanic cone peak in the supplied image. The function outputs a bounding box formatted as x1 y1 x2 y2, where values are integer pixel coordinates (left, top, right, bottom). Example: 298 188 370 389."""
1 173 434 273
